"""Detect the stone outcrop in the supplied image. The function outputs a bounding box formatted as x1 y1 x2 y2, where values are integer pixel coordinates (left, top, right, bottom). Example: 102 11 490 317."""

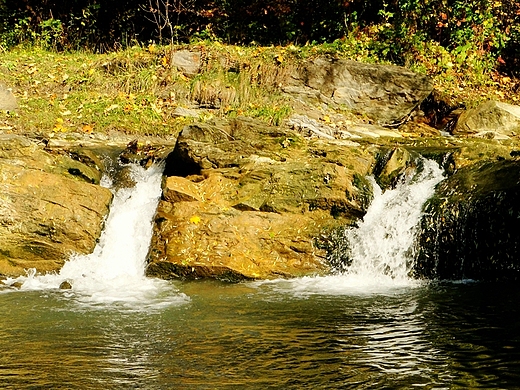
283 58 433 125
4 53 520 282
0 84 17 111
171 50 201 76
0 135 113 277
453 100 520 139
146 117 376 280
415 159 520 281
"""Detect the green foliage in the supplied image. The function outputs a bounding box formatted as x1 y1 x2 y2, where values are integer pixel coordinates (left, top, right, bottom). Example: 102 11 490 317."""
0 17 63 50
1 0 517 76
368 0 511 68
38 19 65 50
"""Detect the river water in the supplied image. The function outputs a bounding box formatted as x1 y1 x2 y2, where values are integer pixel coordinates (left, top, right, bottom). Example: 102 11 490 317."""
2 162 520 389
2 280 520 389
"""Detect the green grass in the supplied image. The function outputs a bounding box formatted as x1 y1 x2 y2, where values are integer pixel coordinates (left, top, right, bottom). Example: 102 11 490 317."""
0 40 517 137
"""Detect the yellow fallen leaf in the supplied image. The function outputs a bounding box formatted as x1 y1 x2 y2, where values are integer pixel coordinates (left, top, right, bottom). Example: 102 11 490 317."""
53 118 67 132
150 103 162 115
82 124 93 133
190 215 201 224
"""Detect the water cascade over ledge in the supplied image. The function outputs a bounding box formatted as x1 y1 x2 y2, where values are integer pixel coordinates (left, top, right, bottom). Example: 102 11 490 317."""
256 158 445 295
6 162 188 309
341 158 445 282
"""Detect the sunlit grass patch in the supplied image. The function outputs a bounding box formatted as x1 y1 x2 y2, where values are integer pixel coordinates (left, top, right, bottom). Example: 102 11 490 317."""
1 39 518 137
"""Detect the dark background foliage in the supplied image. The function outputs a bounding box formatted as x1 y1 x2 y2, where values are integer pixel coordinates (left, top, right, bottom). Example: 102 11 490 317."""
0 0 518 73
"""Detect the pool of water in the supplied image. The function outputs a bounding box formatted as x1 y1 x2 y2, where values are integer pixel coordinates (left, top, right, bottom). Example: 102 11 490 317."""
2 279 520 389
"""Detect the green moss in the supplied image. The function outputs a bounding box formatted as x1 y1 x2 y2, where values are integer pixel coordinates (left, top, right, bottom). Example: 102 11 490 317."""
352 173 373 210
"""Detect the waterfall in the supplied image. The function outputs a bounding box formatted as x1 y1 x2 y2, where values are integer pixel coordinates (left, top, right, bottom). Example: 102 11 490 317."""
341 158 445 283
7 162 188 309
254 158 445 295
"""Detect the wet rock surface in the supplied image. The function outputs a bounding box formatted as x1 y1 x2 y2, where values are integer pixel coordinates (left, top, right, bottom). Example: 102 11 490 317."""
416 160 520 281
146 117 376 280
0 134 113 277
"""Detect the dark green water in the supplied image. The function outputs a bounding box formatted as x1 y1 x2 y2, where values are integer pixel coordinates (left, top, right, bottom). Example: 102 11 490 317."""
2 279 520 389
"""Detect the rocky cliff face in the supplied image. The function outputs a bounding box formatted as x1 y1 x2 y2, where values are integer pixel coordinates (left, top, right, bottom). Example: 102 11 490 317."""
0 135 112 277
283 58 433 125
146 117 375 280
3 57 520 282
415 159 520 281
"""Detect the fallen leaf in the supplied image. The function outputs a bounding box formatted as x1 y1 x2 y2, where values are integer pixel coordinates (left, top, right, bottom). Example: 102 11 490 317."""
53 118 67 132
190 215 201 224
150 103 162 114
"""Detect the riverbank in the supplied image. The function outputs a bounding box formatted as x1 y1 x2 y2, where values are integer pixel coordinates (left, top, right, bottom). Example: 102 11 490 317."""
2 44 520 281
0 42 518 139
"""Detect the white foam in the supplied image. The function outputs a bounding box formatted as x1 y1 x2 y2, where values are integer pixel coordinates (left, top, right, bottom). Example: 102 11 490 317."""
252 274 426 298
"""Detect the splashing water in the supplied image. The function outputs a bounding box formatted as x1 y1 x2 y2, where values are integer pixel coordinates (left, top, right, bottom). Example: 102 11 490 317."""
6 163 189 309
344 158 445 282
254 158 445 296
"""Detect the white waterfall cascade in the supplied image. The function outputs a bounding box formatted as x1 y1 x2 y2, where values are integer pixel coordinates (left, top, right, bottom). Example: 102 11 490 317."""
7 163 188 309
343 158 444 282
255 158 445 295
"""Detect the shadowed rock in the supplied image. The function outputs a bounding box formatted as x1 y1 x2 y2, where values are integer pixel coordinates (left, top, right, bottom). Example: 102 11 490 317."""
416 160 520 281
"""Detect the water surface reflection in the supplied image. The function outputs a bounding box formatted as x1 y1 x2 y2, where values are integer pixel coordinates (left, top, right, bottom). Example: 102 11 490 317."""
2 280 520 389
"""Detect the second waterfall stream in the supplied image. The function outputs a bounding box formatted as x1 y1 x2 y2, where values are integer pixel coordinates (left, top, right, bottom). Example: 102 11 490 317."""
255 158 445 295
